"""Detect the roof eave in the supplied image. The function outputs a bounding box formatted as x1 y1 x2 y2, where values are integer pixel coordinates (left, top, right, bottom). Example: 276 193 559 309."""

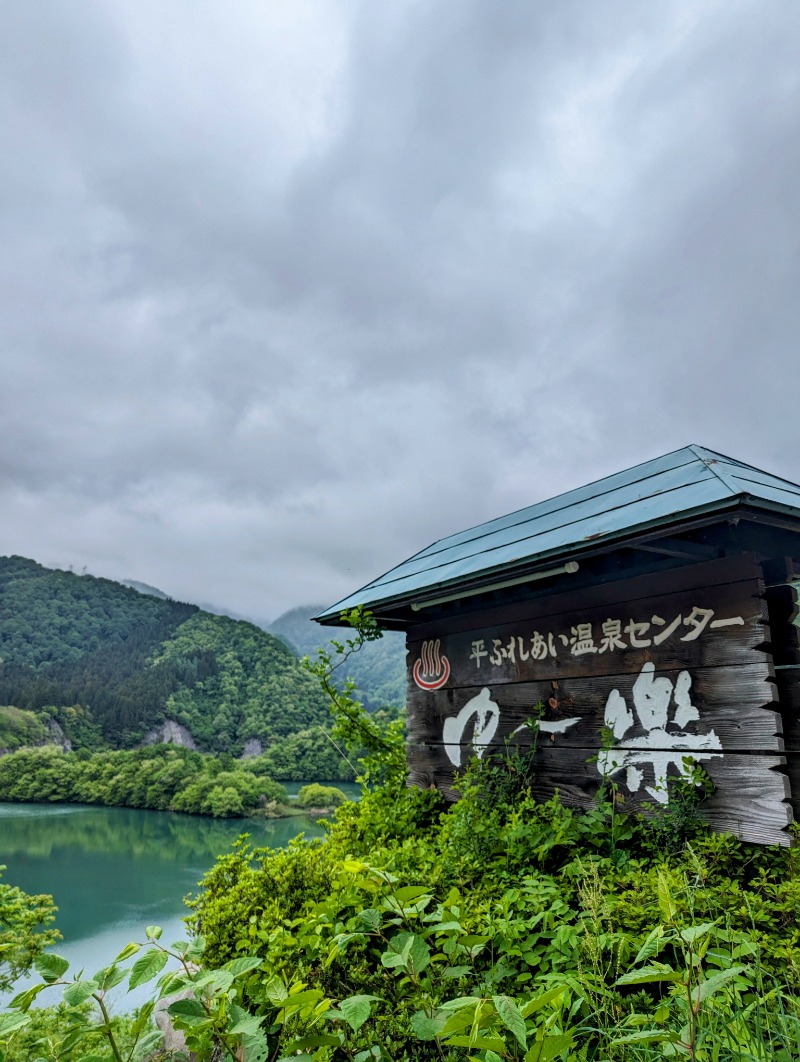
316 495 756 626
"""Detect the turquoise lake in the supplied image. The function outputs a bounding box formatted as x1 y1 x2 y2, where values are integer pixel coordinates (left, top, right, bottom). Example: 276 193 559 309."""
1 787 358 1009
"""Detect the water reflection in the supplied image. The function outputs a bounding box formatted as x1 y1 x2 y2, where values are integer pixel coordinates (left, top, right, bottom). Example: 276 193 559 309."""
0 801 330 1000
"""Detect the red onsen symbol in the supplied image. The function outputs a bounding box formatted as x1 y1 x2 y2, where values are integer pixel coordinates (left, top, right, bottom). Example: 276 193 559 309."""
413 638 451 690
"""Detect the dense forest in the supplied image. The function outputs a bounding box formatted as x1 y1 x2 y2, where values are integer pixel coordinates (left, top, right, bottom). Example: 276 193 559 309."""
0 556 335 756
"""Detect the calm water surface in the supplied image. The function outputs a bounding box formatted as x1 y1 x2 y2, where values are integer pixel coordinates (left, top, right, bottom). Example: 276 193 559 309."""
1 788 358 1009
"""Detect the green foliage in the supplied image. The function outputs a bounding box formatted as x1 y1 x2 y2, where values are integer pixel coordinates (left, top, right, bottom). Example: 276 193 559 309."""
248 725 357 782
0 744 287 817
0 866 60 993
181 610 800 1058
269 603 407 709
297 783 349 809
2 607 799 1060
0 705 47 751
153 611 330 752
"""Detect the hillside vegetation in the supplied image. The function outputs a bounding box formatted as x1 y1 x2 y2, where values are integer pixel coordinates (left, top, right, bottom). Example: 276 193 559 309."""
269 604 406 709
3 675 799 1061
0 556 329 756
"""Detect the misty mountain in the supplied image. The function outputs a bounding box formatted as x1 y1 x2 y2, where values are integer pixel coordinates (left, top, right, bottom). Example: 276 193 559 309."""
0 555 329 754
269 605 407 710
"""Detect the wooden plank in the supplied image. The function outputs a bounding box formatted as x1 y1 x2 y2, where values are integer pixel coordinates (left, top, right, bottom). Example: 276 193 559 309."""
786 752 800 819
409 554 764 642
773 677 800 751
406 665 782 753
407 743 793 847
407 582 769 690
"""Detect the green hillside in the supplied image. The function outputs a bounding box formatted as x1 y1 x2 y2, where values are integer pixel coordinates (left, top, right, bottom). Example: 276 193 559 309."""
0 555 329 755
269 604 407 709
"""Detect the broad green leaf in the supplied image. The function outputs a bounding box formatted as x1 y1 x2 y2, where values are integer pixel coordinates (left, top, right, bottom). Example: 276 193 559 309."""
616 964 682 986
493 995 527 1050
168 997 209 1028
633 925 665 965
9 983 46 1010
357 908 381 931
63 980 99 1006
129 948 169 990
132 1029 163 1057
657 871 677 923
168 997 206 1018
113 941 141 963
439 995 483 1012
380 932 431 975
393 885 432 904
445 1033 506 1051
484 1052 504 1062
0 1011 31 1037
96 963 127 991
34 952 70 983
339 994 376 1033
520 986 568 1018
193 968 234 992
440 1009 477 1038
612 1029 681 1045
185 935 206 960
678 922 717 944
525 1033 575 1061
225 955 263 978
227 1004 264 1036
410 1010 446 1040
145 925 163 940
696 965 749 1002
277 988 324 1010
264 976 288 1004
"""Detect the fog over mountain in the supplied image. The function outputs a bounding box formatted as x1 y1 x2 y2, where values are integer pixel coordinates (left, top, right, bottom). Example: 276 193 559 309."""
1 2 799 618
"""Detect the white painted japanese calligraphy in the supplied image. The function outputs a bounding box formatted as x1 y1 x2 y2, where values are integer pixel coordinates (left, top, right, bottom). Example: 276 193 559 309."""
442 688 500 766
596 662 722 803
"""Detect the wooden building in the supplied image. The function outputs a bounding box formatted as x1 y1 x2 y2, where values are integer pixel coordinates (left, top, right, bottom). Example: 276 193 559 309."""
316 445 800 845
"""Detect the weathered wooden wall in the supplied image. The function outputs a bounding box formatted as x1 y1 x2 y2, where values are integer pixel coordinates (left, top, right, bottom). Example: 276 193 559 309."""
406 553 795 846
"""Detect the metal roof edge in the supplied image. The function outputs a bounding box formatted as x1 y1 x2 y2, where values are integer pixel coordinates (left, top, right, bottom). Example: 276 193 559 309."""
318 494 747 624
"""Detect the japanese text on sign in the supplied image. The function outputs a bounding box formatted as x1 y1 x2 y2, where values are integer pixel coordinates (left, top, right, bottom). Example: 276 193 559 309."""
467 607 745 669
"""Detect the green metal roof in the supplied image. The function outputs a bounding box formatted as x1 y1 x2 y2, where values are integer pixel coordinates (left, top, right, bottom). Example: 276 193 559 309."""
316 445 800 621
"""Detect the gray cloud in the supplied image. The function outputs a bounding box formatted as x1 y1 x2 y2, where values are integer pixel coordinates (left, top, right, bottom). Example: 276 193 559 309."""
1 0 799 619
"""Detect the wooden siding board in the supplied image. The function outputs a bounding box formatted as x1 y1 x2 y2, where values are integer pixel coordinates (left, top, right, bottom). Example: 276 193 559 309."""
407 743 792 847
405 555 793 846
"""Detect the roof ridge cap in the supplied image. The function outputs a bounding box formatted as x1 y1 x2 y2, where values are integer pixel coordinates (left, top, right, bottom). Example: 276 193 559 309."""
688 444 742 496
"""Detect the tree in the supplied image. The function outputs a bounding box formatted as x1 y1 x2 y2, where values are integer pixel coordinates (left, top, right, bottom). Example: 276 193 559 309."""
0 867 60 993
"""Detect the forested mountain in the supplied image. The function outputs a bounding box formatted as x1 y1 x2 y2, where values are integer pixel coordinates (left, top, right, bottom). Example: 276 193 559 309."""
0 556 329 755
268 605 407 709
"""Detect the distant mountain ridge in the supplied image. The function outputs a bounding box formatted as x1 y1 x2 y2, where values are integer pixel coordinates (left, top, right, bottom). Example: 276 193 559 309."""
0 555 329 755
268 605 407 710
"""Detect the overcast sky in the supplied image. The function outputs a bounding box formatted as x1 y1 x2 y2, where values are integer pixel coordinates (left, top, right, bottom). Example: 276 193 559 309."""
1 1 799 621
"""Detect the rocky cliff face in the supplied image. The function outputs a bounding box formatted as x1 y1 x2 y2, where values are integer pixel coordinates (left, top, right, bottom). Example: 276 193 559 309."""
142 719 197 750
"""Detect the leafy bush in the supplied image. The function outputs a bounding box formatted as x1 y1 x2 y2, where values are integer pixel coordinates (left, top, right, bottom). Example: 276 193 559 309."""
297 783 349 809
0 745 287 817
2 610 799 1060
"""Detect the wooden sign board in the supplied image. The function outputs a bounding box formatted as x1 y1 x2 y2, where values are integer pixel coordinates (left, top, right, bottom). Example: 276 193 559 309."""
406 554 793 845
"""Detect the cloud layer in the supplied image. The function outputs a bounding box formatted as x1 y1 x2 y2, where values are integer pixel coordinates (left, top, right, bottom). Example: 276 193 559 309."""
1 1 799 618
